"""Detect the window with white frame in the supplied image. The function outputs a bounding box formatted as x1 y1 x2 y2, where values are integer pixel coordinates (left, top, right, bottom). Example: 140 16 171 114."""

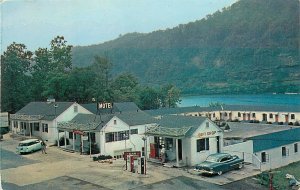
105 130 129 142
33 123 40 131
291 114 295 120
282 146 288 157
196 138 209 152
130 129 138 134
261 152 267 163
42 123 48 133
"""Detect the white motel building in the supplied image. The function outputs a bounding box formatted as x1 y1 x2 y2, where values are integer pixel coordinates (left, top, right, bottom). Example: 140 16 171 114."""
10 101 91 144
145 115 223 167
10 101 300 171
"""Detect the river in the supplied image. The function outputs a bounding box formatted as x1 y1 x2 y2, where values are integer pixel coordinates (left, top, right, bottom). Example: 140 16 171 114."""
179 94 300 107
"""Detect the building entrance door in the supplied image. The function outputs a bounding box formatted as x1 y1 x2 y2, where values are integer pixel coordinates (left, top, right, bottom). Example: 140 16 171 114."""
178 139 182 160
263 114 267 121
285 115 289 123
216 136 220 153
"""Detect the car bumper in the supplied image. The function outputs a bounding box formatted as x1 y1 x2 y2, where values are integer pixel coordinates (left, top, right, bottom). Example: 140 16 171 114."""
16 149 28 153
193 169 215 174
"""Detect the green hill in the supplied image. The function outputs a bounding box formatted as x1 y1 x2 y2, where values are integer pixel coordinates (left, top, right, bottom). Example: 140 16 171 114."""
72 0 300 95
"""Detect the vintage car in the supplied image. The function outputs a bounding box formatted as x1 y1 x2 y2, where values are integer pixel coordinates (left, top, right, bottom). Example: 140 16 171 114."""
16 139 42 154
194 153 244 175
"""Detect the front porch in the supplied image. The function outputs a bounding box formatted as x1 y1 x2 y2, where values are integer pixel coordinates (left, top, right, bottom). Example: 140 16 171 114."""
10 114 43 137
145 125 191 167
57 121 99 156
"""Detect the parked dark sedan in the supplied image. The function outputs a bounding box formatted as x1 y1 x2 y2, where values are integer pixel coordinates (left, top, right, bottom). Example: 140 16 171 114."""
194 153 244 175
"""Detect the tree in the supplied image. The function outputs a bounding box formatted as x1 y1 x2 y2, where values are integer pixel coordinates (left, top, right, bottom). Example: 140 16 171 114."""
50 36 72 72
90 56 113 102
31 48 51 100
111 73 139 102
42 72 69 101
65 67 96 103
159 84 181 108
42 36 73 100
1 43 33 112
138 87 160 110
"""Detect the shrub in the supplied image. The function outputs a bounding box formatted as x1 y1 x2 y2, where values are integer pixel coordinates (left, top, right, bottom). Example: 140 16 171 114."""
0 127 9 135
288 122 294 125
267 122 272 124
278 122 284 125
59 136 69 146
294 121 300 126
93 155 113 161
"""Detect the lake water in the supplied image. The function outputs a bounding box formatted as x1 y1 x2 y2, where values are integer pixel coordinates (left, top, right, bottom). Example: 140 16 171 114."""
179 94 300 107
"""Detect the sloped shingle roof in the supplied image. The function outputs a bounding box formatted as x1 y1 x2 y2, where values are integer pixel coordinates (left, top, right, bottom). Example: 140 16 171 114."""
224 122 300 139
81 102 141 114
145 104 300 117
146 115 208 138
251 128 300 152
15 102 74 121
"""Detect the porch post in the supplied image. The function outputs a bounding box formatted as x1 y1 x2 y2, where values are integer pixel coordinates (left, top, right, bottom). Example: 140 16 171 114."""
81 135 84 154
89 131 92 157
64 131 67 148
72 132 75 151
29 123 32 137
57 129 60 147
176 138 179 167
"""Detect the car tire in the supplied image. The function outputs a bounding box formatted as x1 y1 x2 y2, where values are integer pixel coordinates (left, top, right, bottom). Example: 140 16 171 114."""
217 171 222 176
238 163 243 169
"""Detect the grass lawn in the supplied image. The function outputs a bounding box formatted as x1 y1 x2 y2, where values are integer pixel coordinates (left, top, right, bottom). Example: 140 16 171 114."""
257 161 300 190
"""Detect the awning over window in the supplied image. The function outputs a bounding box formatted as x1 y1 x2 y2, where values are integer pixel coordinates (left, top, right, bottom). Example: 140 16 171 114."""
145 125 191 138
10 114 43 121
57 121 98 132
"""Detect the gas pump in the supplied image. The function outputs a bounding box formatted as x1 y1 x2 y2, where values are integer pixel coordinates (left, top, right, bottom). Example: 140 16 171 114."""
130 155 135 172
137 156 145 174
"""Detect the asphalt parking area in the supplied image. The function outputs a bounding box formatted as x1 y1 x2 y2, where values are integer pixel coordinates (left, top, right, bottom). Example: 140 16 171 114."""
0 148 39 170
130 176 225 190
2 176 111 190
186 163 261 185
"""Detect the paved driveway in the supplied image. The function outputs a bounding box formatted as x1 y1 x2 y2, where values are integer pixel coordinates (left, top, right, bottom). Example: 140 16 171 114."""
0 148 39 170
2 176 111 190
131 176 225 190
1 135 265 190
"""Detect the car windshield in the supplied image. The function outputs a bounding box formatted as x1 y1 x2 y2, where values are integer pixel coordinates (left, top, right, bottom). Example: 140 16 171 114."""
206 155 219 162
18 143 28 146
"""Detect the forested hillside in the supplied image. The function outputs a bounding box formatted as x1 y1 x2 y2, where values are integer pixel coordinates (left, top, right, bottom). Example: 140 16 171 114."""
72 0 300 95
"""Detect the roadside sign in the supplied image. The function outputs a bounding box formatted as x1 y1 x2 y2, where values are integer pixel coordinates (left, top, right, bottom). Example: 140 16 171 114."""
82 136 88 141
124 151 141 160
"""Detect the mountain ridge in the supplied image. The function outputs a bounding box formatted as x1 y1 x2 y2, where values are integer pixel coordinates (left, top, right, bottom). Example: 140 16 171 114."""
72 0 300 94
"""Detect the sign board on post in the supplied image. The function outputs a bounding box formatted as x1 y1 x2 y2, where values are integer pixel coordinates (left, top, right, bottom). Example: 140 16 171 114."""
124 151 141 160
82 136 88 141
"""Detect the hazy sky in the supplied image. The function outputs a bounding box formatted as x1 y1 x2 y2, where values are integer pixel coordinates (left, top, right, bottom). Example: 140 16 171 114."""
1 0 237 52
